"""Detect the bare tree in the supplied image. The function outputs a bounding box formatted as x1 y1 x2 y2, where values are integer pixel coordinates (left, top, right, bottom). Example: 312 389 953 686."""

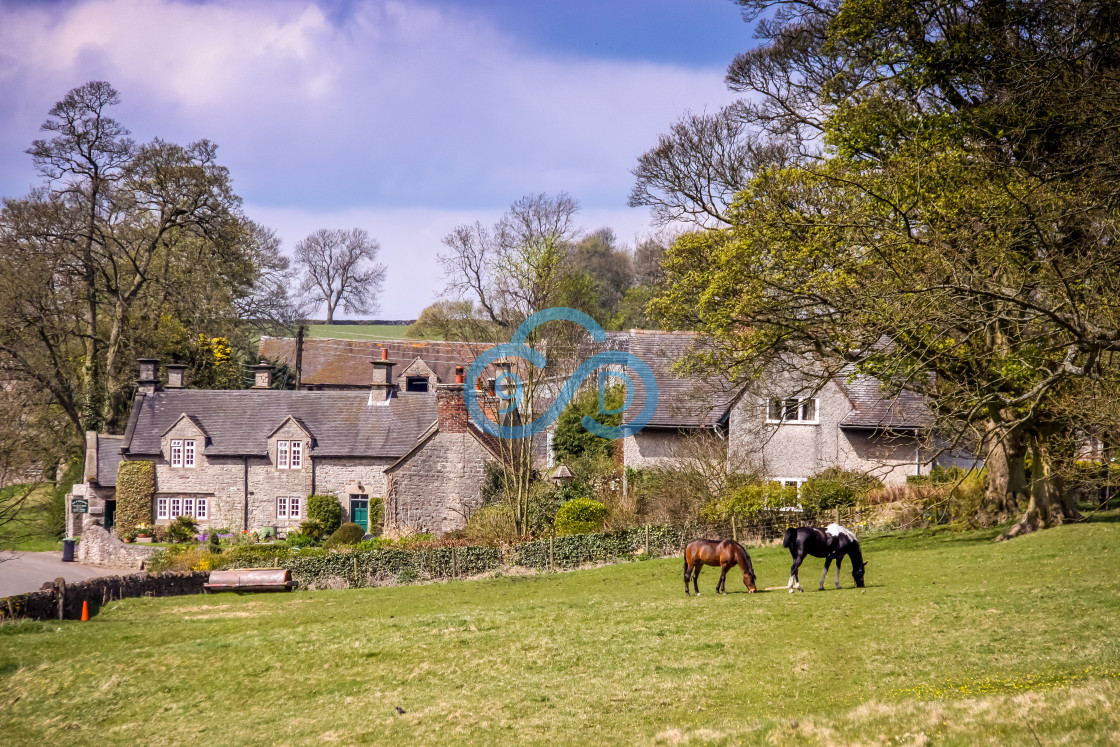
629 103 791 229
294 228 386 323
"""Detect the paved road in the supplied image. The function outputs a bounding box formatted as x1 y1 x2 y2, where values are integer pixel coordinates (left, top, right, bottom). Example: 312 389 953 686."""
0 552 139 597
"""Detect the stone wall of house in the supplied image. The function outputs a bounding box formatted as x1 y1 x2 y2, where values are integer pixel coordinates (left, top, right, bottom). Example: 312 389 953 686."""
622 428 722 472
151 453 245 530
247 455 312 530
386 432 492 535
67 482 117 538
75 524 157 569
729 378 927 485
315 457 396 525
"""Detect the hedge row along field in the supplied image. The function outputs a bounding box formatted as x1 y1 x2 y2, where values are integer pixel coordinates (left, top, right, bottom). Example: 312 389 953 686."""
150 526 690 589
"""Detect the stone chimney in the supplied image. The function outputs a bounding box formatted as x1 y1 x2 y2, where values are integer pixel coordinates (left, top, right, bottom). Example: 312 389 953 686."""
369 348 396 404
137 358 161 394
252 361 272 389
166 363 187 389
436 365 469 433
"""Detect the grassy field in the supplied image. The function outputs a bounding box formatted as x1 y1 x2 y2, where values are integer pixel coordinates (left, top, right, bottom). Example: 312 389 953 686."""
1 517 1118 745
306 324 412 340
0 485 61 552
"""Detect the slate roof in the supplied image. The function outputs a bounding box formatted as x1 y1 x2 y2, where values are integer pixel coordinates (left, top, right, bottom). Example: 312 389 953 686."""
834 370 934 430
624 331 735 428
257 337 497 389
121 390 437 458
96 434 124 486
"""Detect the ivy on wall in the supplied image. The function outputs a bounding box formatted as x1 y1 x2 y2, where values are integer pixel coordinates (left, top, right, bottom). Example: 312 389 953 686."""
115 460 155 537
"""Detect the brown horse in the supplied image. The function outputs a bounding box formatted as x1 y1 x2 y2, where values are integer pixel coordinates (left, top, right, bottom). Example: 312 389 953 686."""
684 539 757 596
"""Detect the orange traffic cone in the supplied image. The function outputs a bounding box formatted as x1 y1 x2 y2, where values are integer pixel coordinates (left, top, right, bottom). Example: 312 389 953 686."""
81 601 89 622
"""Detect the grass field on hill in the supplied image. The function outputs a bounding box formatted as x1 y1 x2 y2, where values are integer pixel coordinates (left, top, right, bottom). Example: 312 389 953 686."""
306 324 412 340
2 517 1118 745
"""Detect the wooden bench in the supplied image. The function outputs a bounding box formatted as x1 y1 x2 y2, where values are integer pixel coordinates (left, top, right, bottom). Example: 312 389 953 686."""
203 568 296 593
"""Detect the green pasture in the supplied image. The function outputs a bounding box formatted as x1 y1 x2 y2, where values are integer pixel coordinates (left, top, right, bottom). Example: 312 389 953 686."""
1 516 1118 745
0 485 61 552
306 324 412 340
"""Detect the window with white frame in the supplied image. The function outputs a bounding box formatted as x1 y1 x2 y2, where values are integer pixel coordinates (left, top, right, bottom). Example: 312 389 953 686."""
169 439 197 468
766 397 818 424
276 495 302 520
276 440 303 469
157 496 208 520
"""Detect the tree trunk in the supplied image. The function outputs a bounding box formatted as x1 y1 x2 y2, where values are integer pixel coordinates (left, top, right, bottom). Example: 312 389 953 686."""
979 423 1028 525
998 434 1071 540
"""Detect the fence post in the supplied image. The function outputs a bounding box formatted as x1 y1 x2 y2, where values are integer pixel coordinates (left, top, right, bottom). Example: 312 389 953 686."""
453 546 458 579
731 516 737 542
549 534 554 572
644 524 650 556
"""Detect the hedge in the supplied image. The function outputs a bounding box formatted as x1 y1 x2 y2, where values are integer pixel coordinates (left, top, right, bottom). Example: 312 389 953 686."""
115 461 155 538
193 525 689 590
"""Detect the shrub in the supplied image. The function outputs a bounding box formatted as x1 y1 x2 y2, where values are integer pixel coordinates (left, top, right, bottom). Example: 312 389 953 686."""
459 504 517 543
286 532 315 549
368 496 384 536
554 498 609 536
307 495 342 534
552 386 625 463
800 468 882 513
167 515 200 543
208 532 221 554
324 522 367 549
115 461 155 538
703 481 798 522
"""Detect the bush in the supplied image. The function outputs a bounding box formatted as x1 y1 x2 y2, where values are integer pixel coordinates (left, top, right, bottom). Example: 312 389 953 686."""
298 519 326 543
459 504 517 543
800 468 882 513
324 522 366 549
554 498 609 536
368 496 384 536
115 461 155 538
307 495 342 534
703 481 798 522
286 531 315 549
552 386 625 463
167 515 200 543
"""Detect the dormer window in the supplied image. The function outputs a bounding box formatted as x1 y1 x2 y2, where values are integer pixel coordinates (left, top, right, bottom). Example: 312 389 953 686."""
276 440 303 469
766 398 818 424
170 439 198 468
406 377 429 393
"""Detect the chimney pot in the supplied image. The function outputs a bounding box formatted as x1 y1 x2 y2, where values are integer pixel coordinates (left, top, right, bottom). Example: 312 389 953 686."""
455 365 465 384
137 358 161 394
166 363 187 389
381 347 389 360
253 361 272 389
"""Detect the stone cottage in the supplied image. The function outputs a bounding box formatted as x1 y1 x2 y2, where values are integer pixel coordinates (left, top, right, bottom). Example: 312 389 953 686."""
68 356 502 538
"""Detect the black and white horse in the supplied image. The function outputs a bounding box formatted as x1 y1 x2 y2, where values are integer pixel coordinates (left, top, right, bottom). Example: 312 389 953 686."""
783 524 868 593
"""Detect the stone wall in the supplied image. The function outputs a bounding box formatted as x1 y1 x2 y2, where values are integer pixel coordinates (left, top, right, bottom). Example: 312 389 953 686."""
0 571 208 622
75 524 157 569
386 431 492 535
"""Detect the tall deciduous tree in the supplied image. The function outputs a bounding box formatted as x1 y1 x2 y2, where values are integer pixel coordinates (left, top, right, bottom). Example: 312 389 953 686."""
1 81 299 436
294 228 386 323
641 0 1120 536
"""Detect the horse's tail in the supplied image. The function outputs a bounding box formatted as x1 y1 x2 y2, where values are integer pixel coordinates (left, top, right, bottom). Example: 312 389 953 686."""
783 527 795 549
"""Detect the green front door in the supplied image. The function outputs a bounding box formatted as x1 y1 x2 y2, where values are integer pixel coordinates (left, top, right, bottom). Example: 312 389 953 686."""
350 496 369 531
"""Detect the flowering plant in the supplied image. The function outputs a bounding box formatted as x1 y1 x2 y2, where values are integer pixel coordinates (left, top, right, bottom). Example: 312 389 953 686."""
135 523 152 537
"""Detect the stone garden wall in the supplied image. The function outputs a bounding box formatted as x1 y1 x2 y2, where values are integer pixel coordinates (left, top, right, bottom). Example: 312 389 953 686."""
76 524 157 569
0 571 209 622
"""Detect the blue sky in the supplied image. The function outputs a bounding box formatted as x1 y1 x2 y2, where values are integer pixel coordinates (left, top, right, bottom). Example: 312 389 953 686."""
0 0 752 318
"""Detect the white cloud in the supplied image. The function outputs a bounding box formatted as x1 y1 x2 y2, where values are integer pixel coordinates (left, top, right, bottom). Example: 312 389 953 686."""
0 0 737 315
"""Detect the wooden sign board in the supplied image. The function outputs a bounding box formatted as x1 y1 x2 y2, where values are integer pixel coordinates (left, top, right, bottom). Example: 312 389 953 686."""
71 499 89 514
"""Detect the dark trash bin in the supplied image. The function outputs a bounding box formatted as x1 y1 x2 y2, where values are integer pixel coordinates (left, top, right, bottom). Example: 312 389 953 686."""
62 538 76 562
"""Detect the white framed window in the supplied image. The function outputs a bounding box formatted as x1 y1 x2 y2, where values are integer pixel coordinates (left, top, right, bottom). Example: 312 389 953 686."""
183 440 196 467
766 397 819 424
170 497 182 518
196 498 208 519
157 497 169 519
183 497 195 518
290 441 303 469
276 496 302 520
277 440 289 469
170 440 183 468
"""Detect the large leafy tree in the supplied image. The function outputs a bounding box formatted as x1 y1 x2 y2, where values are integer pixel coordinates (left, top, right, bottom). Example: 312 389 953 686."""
0 81 297 435
642 0 1120 536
